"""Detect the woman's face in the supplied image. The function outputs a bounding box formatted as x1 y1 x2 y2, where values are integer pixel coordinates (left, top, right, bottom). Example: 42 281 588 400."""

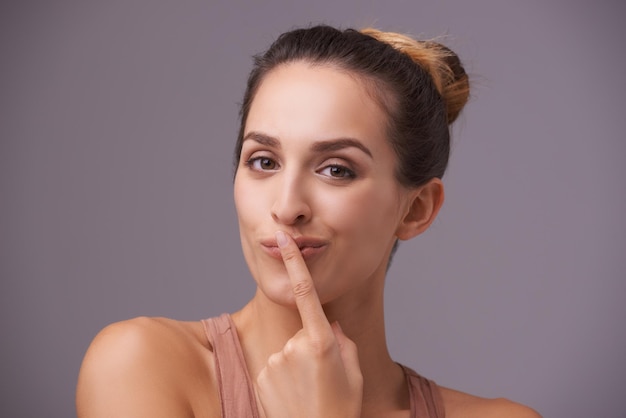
234 62 413 307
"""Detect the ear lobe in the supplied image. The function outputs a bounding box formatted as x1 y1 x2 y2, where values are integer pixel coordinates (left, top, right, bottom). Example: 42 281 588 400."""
396 178 445 241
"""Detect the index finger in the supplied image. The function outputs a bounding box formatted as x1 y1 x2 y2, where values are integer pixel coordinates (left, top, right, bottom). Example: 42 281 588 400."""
275 230 331 335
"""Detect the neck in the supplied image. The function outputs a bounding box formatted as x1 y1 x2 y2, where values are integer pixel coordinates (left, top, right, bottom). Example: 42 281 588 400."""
231 272 409 414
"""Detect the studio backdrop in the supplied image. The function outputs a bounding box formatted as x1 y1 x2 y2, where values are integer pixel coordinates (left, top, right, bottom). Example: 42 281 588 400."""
1 1 624 417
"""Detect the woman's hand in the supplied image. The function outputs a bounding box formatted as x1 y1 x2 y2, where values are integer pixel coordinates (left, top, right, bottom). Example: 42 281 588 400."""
255 230 363 418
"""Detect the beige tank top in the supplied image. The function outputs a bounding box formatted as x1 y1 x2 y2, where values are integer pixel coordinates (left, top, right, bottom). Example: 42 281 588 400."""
202 313 445 418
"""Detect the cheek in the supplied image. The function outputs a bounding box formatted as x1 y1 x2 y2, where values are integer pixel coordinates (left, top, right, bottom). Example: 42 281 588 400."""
233 180 248 223
309 185 400 299
319 184 401 244
234 176 265 226
233 179 262 261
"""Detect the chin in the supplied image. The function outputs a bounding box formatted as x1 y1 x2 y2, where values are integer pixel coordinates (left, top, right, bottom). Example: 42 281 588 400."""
249 264 297 305
257 279 300 309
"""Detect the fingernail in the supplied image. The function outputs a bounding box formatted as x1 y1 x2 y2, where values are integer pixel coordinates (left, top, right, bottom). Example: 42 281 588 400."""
275 230 288 248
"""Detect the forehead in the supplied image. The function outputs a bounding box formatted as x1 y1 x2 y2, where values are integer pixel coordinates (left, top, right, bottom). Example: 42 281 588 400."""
245 62 390 150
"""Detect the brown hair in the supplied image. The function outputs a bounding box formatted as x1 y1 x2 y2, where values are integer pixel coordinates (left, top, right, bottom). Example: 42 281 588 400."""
235 25 470 187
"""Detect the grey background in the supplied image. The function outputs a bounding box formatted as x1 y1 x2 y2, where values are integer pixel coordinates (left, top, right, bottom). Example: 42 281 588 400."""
1 1 624 417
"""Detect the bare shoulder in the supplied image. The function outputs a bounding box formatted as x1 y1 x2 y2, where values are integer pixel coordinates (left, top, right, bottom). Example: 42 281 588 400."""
76 317 219 418
440 386 542 418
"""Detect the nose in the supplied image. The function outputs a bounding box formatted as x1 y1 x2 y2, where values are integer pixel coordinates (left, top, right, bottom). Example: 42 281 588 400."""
271 172 312 225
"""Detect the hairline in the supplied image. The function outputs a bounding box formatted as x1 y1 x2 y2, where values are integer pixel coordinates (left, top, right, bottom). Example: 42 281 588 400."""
237 58 405 183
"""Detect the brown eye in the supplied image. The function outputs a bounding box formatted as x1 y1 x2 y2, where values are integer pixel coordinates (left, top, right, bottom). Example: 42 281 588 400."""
259 158 276 170
320 164 356 179
246 156 278 171
330 166 346 177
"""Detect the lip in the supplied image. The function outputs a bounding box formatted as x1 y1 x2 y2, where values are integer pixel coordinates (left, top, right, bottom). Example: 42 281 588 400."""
260 236 329 260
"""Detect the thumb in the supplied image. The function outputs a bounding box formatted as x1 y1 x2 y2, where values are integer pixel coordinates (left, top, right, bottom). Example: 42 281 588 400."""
331 322 362 387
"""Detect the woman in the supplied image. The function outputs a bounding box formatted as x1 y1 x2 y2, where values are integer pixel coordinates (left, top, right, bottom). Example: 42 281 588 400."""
76 25 540 417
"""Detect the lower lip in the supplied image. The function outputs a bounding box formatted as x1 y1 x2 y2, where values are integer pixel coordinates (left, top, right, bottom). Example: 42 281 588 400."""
262 245 327 261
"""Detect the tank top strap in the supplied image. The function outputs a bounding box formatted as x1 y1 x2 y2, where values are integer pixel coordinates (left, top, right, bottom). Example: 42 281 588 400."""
401 364 446 418
203 315 443 418
202 314 261 418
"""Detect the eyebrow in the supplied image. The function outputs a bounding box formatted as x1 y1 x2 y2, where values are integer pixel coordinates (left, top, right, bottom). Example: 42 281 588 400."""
243 132 281 148
311 138 373 158
243 131 373 158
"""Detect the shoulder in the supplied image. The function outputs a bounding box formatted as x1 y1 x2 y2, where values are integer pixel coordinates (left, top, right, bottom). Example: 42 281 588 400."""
88 316 211 352
76 317 219 417
440 386 542 418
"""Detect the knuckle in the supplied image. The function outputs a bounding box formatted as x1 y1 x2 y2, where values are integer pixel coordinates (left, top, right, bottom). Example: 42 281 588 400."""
256 368 269 386
292 280 314 299
282 339 297 357
283 330 307 358
308 335 334 357
266 352 283 368
281 247 300 262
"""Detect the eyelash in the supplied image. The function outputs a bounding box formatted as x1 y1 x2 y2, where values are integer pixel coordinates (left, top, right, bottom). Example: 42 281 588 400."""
244 156 356 179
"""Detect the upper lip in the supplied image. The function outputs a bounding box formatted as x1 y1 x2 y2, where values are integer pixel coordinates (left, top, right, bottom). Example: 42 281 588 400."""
261 236 328 249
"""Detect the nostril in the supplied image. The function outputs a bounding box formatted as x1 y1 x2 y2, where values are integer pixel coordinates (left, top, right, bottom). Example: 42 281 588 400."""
270 187 311 225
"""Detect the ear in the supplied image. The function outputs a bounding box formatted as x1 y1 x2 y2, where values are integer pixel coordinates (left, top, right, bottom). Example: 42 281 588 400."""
395 178 445 241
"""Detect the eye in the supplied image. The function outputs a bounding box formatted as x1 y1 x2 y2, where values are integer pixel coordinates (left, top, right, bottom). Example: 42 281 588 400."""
319 164 356 179
246 156 278 171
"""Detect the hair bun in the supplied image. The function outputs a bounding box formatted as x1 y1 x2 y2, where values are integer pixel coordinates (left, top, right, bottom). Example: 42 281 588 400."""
360 28 470 124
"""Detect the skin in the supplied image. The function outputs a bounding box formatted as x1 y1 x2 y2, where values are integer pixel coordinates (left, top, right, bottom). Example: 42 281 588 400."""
76 62 541 418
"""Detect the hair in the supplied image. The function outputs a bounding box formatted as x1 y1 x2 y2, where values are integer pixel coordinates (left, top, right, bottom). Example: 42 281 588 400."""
234 24 470 188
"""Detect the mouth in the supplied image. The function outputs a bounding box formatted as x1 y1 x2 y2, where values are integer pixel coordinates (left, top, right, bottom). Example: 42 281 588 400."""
260 236 328 260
